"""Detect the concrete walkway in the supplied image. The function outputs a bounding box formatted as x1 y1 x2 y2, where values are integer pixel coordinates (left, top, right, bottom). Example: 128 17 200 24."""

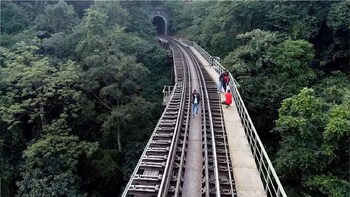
189 45 267 197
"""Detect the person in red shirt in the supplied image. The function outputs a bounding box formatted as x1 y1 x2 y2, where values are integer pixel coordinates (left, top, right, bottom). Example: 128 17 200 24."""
222 89 233 107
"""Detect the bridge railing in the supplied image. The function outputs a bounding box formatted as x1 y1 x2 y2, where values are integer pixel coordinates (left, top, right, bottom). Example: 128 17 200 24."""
191 41 287 197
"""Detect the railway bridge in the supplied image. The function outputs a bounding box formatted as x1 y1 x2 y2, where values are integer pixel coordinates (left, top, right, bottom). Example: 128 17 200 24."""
122 37 287 197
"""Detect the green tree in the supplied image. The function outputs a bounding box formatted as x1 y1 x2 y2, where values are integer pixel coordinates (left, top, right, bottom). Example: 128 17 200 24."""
42 32 72 59
324 1 350 73
265 2 329 40
173 1 273 57
125 7 156 39
101 105 131 152
306 175 350 197
80 51 148 151
313 73 350 105
275 88 328 177
17 132 98 196
0 2 31 34
0 40 83 138
323 98 350 157
275 88 350 196
71 3 165 156
172 1 212 41
92 1 129 27
224 35 316 150
78 149 123 196
0 29 36 48
0 1 171 195
223 29 279 75
268 40 316 92
34 0 79 33
264 1 349 73
0 138 12 196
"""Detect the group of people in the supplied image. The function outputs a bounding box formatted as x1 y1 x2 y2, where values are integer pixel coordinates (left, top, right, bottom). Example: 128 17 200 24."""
218 71 230 93
191 70 233 117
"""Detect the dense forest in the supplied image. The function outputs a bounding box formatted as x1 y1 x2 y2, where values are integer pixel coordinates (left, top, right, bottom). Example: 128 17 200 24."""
170 1 349 196
0 1 349 197
1 1 172 196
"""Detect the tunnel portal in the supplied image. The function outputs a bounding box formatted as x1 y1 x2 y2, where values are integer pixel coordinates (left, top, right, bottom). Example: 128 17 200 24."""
152 15 166 35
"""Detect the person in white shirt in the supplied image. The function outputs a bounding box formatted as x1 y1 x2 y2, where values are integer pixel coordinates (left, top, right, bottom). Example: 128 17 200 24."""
191 89 201 117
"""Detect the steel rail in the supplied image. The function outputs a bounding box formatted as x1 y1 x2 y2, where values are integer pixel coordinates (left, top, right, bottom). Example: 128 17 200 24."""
192 53 220 197
172 39 209 196
182 44 221 197
184 43 211 197
123 37 239 197
183 41 236 196
169 37 217 197
168 40 192 197
161 37 192 197
122 37 189 197
158 40 189 197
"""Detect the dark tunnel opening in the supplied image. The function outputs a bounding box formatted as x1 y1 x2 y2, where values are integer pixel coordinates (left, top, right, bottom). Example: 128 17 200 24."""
152 16 166 35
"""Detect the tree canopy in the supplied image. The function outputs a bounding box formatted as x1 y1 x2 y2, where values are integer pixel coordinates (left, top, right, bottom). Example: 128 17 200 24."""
1 0 348 196
1 1 171 196
172 1 349 196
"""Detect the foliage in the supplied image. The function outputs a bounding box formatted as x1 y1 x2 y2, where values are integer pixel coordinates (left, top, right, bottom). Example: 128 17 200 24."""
268 40 316 90
173 1 348 73
275 88 327 174
171 2 212 40
0 2 31 34
323 1 350 72
323 100 350 155
173 1 273 57
17 133 98 196
78 149 123 196
1 0 348 196
0 41 82 136
224 34 316 152
42 32 71 59
0 29 36 48
34 0 79 33
125 8 156 39
313 73 350 104
1 1 170 196
0 137 13 196
275 87 350 196
265 2 329 40
327 1 350 30
223 29 278 74
306 175 350 197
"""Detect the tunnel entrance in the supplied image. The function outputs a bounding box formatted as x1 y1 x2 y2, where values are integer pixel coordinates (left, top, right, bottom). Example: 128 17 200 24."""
152 16 166 35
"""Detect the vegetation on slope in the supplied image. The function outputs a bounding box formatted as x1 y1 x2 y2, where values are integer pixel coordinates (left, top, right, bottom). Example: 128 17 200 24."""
171 1 349 196
1 0 349 196
0 1 171 196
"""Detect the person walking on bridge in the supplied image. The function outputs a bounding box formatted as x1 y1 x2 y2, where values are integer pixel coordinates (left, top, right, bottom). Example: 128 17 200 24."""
223 71 230 92
218 71 225 93
192 89 201 117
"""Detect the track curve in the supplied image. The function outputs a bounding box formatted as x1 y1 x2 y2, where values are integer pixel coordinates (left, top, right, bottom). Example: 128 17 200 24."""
122 37 236 197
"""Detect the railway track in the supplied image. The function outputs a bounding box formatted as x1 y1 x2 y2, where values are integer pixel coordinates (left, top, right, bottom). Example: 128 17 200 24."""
183 45 237 197
122 37 236 197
